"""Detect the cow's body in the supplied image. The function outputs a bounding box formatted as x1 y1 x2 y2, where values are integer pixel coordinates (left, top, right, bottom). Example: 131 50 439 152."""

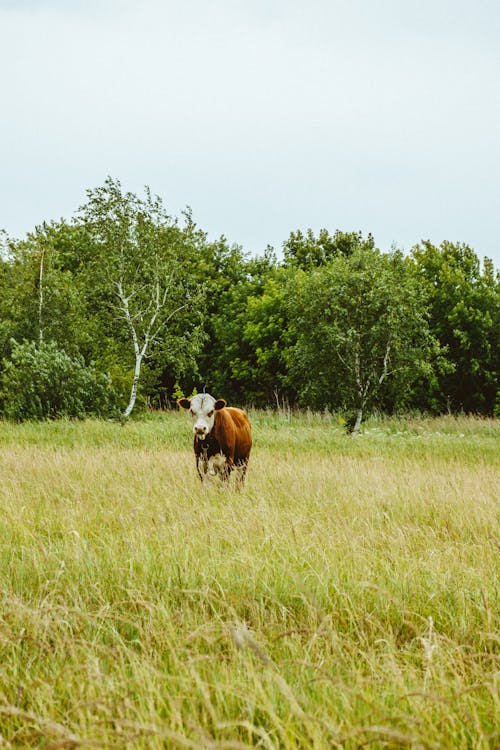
178 394 252 486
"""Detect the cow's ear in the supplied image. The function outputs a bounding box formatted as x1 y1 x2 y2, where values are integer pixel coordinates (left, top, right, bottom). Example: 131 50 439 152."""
177 398 191 410
214 399 226 410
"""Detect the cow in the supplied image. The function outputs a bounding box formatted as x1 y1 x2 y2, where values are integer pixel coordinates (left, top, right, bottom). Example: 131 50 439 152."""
177 393 252 486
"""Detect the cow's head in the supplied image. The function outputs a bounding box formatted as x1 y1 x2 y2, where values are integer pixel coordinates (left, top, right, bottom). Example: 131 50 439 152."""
177 393 226 439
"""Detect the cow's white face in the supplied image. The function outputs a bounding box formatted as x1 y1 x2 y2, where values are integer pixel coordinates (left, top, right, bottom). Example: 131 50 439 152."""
178 393 226 440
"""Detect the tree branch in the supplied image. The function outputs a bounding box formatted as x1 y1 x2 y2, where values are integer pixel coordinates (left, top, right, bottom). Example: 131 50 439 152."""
378 341 392 385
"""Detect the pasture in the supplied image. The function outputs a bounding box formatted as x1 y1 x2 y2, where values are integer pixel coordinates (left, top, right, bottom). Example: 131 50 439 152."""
0 412 498 748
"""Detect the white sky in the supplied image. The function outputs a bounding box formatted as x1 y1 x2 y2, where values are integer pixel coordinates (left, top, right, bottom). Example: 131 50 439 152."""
1 0 500 267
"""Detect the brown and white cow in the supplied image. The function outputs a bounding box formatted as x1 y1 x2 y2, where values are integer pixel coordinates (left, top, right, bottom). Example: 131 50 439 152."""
177 393 252 486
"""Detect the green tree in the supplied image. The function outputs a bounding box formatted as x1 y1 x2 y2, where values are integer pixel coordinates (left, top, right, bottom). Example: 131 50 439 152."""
287 246 439 431
411 241 499 413
183 238 252 399
77 177 205 417
282 228 375 269
195 248 286 405
0 223 92 365
236 267 295 405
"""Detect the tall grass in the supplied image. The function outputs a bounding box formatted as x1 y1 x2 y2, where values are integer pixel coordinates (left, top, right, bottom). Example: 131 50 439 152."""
0 413 498 748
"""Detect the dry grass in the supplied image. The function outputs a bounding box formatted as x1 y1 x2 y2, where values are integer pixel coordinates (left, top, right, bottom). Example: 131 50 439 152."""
0 413 498 748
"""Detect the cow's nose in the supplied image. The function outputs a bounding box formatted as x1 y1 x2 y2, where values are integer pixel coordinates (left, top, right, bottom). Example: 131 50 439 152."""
195 426 206 435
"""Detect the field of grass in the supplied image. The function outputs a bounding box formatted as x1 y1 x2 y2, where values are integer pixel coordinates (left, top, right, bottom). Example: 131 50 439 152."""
0 412 498 748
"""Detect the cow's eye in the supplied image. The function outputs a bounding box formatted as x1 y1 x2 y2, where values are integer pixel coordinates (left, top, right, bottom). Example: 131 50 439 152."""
207 410 214 417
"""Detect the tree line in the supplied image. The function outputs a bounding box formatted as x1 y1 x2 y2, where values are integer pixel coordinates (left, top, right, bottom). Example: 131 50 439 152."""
0 177 498 427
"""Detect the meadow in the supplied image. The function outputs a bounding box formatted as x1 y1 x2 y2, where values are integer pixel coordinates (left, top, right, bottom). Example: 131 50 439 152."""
0 412 498 748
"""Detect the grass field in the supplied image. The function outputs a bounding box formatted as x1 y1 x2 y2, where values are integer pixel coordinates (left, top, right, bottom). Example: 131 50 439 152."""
0 412 498 748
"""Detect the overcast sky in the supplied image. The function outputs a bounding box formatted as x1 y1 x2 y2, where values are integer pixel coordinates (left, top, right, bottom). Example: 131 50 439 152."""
1 0 500 267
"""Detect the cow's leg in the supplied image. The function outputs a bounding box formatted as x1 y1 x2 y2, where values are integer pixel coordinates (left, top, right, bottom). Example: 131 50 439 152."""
197 454 210 483
224 457 235 483
234 458 249 488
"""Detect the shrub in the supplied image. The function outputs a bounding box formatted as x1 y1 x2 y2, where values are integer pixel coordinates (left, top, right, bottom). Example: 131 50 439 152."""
0 340 119 421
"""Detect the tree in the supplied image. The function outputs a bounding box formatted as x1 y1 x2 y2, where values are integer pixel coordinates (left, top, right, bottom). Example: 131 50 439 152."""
197 248 282 405
236 267 295 405
287 246 439 431
411 241 499 414
0 222 96 364
183 238 253 400
78 177 204 417
282 228 375 269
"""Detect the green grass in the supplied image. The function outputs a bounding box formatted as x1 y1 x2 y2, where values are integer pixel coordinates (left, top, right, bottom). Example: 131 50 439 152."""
0 413 498 748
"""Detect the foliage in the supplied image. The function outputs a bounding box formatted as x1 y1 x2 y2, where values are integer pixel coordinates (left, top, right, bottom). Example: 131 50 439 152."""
0 221 119 380
0 179 498 418
76 177 208 415
241 276 291 401
412 241 499 413
282 227 375 269
182 238 252 399
195 247 280 404
0 340 118 421
287 246 440 428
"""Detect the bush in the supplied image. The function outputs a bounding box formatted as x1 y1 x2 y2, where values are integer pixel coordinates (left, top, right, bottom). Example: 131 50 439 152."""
0 340 119 421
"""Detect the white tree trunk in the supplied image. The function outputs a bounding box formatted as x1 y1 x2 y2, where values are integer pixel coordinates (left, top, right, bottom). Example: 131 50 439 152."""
115 278 189 419
351 408 363 434
123 352 144 418
38 246 44 344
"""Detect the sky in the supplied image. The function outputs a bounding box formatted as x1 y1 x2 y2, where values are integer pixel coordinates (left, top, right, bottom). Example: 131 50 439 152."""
1 0 500 267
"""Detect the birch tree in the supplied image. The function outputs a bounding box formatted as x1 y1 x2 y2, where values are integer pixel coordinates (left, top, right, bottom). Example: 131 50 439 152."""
79 177 202 417
287 245 439 431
